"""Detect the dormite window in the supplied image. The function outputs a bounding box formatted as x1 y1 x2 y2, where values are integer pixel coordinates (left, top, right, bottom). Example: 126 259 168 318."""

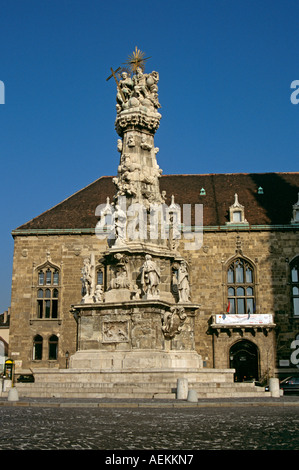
291 193 299 224
226 193 248 225
227 258 255 314
37 267 59 319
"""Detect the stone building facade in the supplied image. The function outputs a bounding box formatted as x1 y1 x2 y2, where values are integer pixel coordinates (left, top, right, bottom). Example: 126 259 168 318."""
7 56 299 386
8 172 299 383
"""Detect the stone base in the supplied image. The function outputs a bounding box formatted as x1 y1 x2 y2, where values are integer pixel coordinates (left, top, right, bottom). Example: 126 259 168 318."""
69 349 203 371
104 288 131 303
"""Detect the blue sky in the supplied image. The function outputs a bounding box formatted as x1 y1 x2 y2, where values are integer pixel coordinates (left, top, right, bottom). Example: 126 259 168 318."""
0 0 298 312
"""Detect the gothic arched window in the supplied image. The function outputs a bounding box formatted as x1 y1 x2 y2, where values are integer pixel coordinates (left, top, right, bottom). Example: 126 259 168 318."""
37 266 59 319
33 335 43 360
227 258 255 314
48 335 58 360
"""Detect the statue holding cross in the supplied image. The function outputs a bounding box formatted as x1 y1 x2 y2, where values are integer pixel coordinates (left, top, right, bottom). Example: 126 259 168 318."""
107 48 161 114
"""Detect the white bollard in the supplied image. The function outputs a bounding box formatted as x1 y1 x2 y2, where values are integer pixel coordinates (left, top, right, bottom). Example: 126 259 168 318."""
187 389 198 403
177 378 188 399
2 379 12 392
8 387 19 402
269 378 280 398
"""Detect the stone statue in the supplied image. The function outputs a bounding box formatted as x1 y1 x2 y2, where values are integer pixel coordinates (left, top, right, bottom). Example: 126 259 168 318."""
177 261 190 303
131 284 141 300
140 254 160 298
81 255 95 303
113 204 127 245
132 67 148 101
117 139 123 152
94 284 103 303
114 66 161 114
117 72 133 104
110 264 130 290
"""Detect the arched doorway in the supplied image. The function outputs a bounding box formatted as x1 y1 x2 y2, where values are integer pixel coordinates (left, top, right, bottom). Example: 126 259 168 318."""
229 340 259 382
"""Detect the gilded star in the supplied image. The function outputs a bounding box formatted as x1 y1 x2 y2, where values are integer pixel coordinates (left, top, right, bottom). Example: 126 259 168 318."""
123 47 151 73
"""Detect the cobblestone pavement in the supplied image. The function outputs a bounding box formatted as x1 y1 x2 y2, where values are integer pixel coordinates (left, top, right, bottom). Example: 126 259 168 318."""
0 397 298 451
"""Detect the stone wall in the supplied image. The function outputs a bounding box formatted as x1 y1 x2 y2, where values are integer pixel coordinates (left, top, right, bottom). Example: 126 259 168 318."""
8 228 299 378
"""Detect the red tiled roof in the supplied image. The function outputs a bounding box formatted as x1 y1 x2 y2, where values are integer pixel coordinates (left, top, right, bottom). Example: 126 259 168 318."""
14 172 299 231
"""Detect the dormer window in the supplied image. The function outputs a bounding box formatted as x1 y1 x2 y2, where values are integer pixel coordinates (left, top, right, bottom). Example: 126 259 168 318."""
291 193 299 224
233 211 242 223
226 194 248 225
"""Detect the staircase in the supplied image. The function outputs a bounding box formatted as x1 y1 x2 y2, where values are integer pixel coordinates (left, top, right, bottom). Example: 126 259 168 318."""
3 378 270 400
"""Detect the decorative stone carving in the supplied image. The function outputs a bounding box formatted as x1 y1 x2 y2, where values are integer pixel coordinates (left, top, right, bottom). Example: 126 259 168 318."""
168 195 181 251
109 253 130 290
102 321 129 343
127 134 136 147
93 284 104 303
291 193 299 224
110 268 130 290
140 254 160 298
115 111 161 136
81 254 95 303
131 284 141 300
113 204 127 245
116 72 133 106
177 261 190 303
140 136 152 150
116 67 161 113
161 306 187 339
117 139 123 152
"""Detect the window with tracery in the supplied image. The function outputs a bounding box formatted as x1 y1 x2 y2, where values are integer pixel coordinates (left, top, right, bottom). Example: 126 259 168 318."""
37 267 59 319
291 257 299 316
227 258 255 314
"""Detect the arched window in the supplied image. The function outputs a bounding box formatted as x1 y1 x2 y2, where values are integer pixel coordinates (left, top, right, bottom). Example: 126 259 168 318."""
36 265 59 319
48 335 58 360
227 258 255 314
97 269 104 286
33 335 43 360
290 257 299 316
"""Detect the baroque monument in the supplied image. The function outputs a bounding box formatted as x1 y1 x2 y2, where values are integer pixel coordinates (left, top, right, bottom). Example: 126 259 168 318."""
9 48 292 400
69 48 203 374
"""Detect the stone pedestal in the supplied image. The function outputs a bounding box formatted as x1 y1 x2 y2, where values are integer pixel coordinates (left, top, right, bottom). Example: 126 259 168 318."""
70 299 202 372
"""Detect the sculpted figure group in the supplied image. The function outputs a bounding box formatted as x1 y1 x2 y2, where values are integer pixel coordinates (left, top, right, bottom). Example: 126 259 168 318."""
116 67 161 114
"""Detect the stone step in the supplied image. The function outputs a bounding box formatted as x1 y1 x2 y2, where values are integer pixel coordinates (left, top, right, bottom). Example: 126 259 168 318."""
9 380 269 400
15 381 262 392
1 388 269 400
